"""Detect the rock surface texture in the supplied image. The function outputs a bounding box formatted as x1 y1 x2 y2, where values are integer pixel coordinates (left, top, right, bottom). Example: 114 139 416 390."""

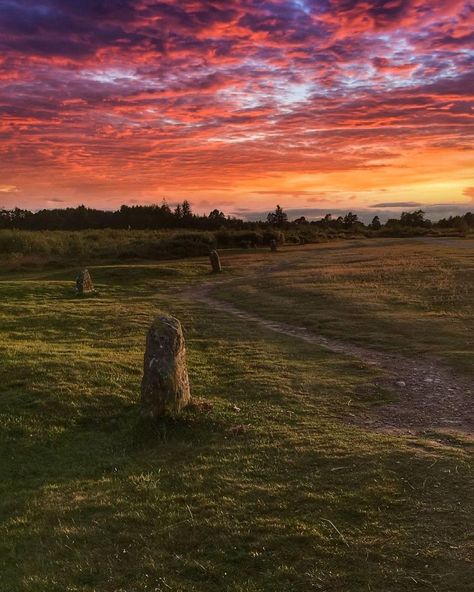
209 249 222 273
141 314 191 418
76 269 94 295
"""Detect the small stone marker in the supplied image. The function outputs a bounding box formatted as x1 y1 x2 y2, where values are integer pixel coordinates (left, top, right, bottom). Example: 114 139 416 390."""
270 239 278 252
209 249 222 273
141 314 191 418
75 269 94 295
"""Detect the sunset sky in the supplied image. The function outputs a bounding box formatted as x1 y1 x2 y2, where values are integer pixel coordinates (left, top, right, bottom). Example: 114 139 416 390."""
0 0 473 219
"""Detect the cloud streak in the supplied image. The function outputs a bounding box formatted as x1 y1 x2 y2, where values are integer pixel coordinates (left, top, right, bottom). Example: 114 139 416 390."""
370 202 424 208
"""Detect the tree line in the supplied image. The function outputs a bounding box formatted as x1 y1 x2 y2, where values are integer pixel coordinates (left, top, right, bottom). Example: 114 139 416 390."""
266 207 474 232
0 202 473 232
0 201 236 231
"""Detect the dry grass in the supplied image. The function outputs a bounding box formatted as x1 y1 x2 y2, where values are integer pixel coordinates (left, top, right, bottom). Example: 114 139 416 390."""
213 238 474 374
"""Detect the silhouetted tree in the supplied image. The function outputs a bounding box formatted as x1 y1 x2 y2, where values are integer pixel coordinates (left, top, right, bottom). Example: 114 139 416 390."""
400 210 431 228
293 216 308 224
161 198 171 214
321 213 332 228
207 209 226 229
343 212 358 229
267 205 288 226
370 215 382 230
182 200 192 219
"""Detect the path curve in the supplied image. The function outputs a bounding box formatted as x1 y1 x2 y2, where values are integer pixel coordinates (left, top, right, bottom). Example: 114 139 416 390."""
189 283 473 437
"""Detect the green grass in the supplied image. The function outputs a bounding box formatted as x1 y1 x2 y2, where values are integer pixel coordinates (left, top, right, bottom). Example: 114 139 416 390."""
213 238 474 375
0 240 473 591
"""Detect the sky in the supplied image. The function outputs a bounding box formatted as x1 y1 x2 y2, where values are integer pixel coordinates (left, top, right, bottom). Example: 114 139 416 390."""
0 0 473 220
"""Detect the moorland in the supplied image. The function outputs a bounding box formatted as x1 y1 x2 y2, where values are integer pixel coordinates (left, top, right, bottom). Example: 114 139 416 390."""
0 237 473 591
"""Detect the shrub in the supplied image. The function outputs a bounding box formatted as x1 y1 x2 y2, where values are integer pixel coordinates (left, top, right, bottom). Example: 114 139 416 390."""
215 230 263 248
262 229 284 244
155 232 217 258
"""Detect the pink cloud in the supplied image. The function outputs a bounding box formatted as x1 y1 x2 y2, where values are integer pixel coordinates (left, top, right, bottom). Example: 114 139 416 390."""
0 1 472 208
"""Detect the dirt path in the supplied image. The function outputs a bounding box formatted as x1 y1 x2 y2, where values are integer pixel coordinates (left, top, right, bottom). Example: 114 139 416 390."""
189 283 473 437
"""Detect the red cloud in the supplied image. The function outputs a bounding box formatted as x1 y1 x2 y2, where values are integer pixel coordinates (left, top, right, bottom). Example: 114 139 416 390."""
0 1 472 208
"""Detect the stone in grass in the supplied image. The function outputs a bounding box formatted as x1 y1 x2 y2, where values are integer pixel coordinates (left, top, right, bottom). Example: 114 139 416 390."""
209 249 222 273
270 239 278 252
141 314 191 418
75 269 95 295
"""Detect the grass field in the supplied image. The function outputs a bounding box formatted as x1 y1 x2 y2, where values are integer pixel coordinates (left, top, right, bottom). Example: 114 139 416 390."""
0 238 473 591
213 238 474 375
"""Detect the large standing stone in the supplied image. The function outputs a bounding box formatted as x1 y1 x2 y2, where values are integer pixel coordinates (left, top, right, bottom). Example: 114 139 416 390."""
76 269 94 295
270 239 278 252
141 314 191 418
209 249 222 273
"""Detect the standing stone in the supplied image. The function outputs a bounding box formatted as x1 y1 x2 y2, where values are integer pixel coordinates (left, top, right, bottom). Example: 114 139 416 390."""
141 314 191 418
270 239 278 252
209 249 222 273
75 269 94 295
